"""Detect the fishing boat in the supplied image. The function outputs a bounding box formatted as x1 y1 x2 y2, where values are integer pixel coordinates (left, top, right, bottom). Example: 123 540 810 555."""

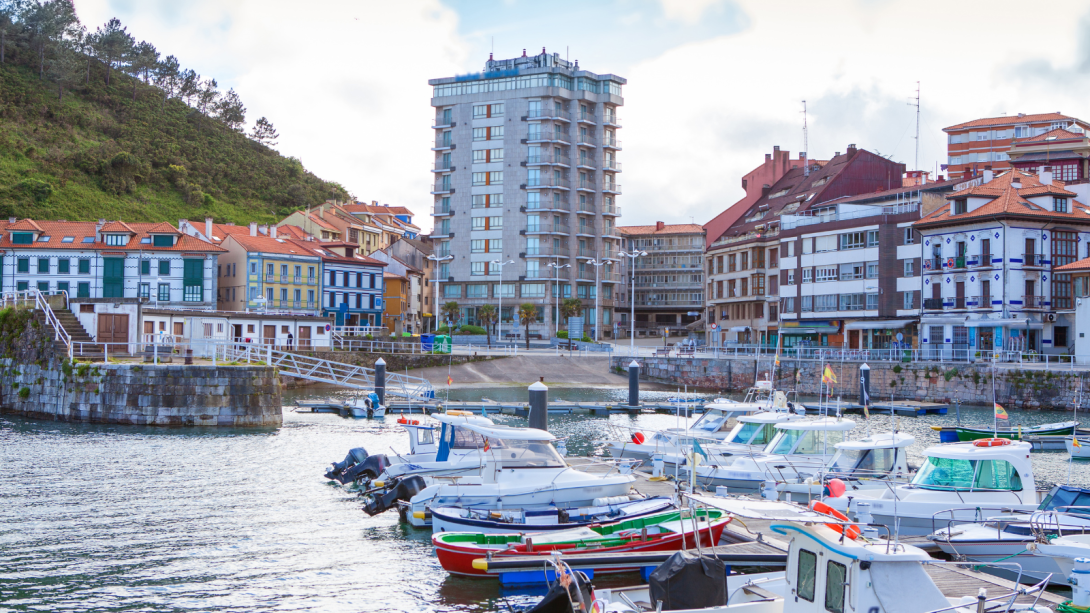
823 438 1040 536
430 496 676 534
432 508 730 576
346 392 385 418
774 431 916 500
929 484 1090 584
953 421 1079 441
656 410 807 473
396 423 637 526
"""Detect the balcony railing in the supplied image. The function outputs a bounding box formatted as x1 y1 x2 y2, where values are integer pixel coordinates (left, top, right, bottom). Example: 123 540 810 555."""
577 225 594 236
1024 254 1044 267
526 198 570 212
577 178 596 191
950 296 967 310
526 177 571 189
923 298 944 310
265 274 276 283
601 203 621 216
434 135 453 149
925 257 942 272
1023 295 1046 308
434 202 452 215
602 137 622 149
526 109 571 122
951 256 966 269
576 158 596 169
525 221 570 234
603 114 621 127
247 300 318 310
603 182 622 194
969 296 991 309
307 277 317 285
432 182 453 194
527 153 571 166
577 110 596 123
975 253 992 267
527 130 570 144
432 162 454 172
524 245 570 257
603 160 622 171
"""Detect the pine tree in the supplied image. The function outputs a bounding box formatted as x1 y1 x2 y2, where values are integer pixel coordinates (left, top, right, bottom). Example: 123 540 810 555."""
46 40 80 100
214 88 246 131
251 117 279 146
154 54 180 104
93 17 132 87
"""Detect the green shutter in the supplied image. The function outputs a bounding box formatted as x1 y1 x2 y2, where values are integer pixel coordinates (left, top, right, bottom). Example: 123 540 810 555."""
16 258 28 273
102 257 124 298
183 259 204 302
153 235 174 247
140 260 150 275
11 233 32 245
58 259 70 274
78 259 90 274
159 260 170 275
77 282 90 298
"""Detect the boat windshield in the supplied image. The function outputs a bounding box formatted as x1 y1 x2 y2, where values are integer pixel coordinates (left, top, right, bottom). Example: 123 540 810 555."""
827 448 897 476
692 410 735 433
729 422 777 446
490 438 566 469
1038 487 1090 515
451 427 488 449
769 429 845 455
911 457 1023 491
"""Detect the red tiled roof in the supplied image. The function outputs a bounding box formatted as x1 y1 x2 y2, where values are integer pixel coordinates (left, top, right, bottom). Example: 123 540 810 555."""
7 219 44 232
0 220 224 252
1015 127 1086 143
144 222 181 234
226 234 322 257
273 225 311 240
1055 256 1090 273
100 221 136 233
944 113 1076 131
915 170 1090 227
281 239 387 267
617 223 704 236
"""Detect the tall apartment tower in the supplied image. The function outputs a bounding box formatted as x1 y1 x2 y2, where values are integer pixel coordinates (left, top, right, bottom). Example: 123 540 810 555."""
429 49 626 337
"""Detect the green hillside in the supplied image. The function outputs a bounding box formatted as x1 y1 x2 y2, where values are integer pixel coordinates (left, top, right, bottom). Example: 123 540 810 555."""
0 4 348 224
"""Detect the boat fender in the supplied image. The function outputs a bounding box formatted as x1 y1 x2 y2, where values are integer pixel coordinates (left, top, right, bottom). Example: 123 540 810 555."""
631 432 645 444
974 438 1012 447
826 478 847 498
809 499 861 540
593 496 629 507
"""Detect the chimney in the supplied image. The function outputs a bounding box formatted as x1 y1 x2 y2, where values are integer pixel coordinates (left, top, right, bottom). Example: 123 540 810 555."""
983 165 994 183
270 225 278 239
249 222 257 237
834 151 840 157
1041 166 1053 186
7 217 14 224
178 219 188 233
847 144 858 157
205 217 213 239
765 153 772 162
372 200 378 206
656 221 665 231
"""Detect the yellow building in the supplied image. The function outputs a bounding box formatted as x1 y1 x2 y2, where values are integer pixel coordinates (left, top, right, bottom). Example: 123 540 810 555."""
218 231 323 314
382 271 409 334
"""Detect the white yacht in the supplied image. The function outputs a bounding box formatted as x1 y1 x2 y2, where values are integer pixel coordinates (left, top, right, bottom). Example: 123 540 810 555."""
825 439 1039 536
775 431 916 500
403 422 636 528
683 417 857 492
657 410 807 473
378 412 497 483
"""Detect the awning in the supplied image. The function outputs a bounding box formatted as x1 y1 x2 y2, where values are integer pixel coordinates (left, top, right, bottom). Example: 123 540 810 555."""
960 319 1045 330
843 320 914 331
729 326 751 332
783 325 839 335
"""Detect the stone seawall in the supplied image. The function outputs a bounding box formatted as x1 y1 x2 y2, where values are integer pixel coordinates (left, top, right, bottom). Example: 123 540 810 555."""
611 356 1086 411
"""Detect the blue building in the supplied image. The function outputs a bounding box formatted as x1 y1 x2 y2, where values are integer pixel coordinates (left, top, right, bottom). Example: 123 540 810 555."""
291 240 386 328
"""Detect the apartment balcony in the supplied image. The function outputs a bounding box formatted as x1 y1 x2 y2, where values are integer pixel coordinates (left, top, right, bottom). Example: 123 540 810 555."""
923 298 944 310
949 297 967 310
603 181 622 194
601 203 622 216
431 182 454 195
601 272 624 283
602 137 622 149
307 277 317 286
577 178 596 192
601 249 618 260
603 159 622 172
1023 254 1045 267
576 138 597 149
603 230 622 241
974 253 993 268
265 274 276 283
1023 295 1047 309
924 257 943 273
577 110 596 124
969 296 991 309
248 300 317 311
522 245 570 258
433 202 453 217
526 153 571 167
526 109 571 122
603 114 621 127
433 227 453 239
526 131 571 145
524 221 570 235
432 136 454 150
576 159 596 170
576 226 595 237
525 198 570 212
577 201 596 214
525 177 571 190
431 118 455 129
431 161 455 173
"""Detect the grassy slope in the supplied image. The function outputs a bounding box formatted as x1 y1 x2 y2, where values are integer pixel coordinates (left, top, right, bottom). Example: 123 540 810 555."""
0 61 347 224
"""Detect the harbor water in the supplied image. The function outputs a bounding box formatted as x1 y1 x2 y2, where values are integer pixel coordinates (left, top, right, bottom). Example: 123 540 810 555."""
1 386 1087 612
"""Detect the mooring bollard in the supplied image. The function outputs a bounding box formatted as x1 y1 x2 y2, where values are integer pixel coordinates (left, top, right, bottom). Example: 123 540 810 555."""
375 357 386 406
628 360 640 407
185 349 193 365
528 380 548 431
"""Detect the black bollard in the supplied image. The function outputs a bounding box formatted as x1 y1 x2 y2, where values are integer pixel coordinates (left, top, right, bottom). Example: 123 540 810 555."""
628 360 640 407
859 362 871 407
375 357 386 406
529 381 548 431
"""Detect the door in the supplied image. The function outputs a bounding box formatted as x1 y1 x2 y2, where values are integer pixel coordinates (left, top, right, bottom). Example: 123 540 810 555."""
981 238 991 262
263 325 276 346
848 330 860 349
97 314 129 346
232 324 243 342
955 281 965 309
1025 279 1036 307
1025 238 1036 265
102 258 124 298
298 326 311 349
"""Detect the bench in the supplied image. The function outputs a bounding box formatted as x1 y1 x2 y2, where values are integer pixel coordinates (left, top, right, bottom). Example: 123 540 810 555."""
653 348 671 357
677 347 696 357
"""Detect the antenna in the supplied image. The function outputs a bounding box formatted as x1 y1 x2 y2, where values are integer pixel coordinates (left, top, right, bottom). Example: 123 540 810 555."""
909 82 920 171
801 100 809 177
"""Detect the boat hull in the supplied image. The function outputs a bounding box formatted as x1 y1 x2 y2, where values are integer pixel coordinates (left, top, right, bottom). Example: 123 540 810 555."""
430 498 676 534
931 537 1066 584
955 423 1078 441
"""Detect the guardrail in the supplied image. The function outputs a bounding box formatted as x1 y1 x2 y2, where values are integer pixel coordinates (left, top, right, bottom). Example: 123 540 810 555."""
1 289 72 359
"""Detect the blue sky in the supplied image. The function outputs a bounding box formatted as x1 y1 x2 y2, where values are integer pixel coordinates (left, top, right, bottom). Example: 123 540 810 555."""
74 0 1090 231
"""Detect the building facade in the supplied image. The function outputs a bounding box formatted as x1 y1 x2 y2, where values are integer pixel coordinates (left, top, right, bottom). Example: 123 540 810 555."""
428 48 625 338
914 168 1090 356
944 113 1090 181
289 240 386 328
217 231 323 315
616 222 703 337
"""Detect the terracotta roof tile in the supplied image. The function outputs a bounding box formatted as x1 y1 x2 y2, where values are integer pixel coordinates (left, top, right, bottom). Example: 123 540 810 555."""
144 222 181 234
284 239 387 266
7 219 44 232
1015 127 1086 143
1055 256 1090 273
273 225 311 240
944 113 1076 131
617 223 704 236
226 234 321 257
916 170 1090 227
100 221 136 233
0 220 224 252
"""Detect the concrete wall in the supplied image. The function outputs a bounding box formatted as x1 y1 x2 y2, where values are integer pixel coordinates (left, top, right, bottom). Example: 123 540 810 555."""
611 355 1086 410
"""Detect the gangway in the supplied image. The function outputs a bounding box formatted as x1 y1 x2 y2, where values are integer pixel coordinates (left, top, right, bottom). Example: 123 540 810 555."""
223 344 435 402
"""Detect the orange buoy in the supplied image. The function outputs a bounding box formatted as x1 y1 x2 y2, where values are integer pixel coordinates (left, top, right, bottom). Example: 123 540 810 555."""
631 432 645 444
810 499 861 540
974 437 1011 447
826 478 846 498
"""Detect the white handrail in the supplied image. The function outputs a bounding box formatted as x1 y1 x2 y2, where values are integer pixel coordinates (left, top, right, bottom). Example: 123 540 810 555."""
0 289 72 359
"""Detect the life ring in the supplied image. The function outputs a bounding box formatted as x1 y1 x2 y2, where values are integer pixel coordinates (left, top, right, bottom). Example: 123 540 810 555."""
631 432 646 444
810 500 861 540
974 437 1011 447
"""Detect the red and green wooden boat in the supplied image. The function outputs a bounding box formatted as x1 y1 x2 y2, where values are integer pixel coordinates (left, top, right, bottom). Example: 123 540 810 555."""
432 508 730 577
953 421 1079 442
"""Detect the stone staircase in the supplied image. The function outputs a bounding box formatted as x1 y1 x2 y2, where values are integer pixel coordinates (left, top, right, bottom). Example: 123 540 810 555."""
36 308 99 359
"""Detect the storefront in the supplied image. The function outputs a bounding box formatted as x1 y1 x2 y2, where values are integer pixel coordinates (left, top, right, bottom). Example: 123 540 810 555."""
781 320 840 348
842 319 916 349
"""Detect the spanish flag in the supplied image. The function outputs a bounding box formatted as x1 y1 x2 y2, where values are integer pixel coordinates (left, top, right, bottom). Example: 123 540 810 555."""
822 365 837 385
1074 437 1083 449
447 375 453 386
994 403 1009 420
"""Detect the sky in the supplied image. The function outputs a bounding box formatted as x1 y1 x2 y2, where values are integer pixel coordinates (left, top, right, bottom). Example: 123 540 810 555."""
74 0 1090 233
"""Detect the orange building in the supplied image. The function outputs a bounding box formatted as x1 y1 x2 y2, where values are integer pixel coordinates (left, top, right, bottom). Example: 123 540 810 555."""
943 113 1090 181
382 271 410 334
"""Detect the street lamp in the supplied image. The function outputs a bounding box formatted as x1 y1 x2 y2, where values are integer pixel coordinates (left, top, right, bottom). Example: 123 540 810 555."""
154 277 163 309
616 250 647 355
426 253 454 333
586 258 608 341
547 260 570 339
491 259 515 341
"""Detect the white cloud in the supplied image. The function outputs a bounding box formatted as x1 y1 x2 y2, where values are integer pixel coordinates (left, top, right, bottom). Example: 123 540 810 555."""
658 0 728 25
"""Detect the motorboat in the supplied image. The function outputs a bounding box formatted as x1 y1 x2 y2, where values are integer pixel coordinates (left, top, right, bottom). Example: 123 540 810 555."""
929 484 1090 584
346 392 385 418
954 421 1079 441
394 423 636 527
322 411 493 485
430 496 676 534
824 438 1040 536
1033 533 1090 578
655 410 806 474
1067 436 1090 459
774 431 916 500
603 385 793 464
683 417 857 492
432 507 730 576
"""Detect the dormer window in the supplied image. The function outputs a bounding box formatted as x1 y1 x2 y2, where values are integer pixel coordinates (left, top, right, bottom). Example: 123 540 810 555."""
105 234 127 246
37 236 50 242
152 235 174 247
1055 197 1069 213
953 198 967 215
11 233 33 245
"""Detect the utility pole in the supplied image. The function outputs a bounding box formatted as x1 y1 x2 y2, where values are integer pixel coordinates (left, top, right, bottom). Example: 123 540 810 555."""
909 81 920 172
801 100 809 177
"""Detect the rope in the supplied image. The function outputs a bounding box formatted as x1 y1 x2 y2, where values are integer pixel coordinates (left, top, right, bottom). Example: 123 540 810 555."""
971 549 1027 571
1057 601 1090 613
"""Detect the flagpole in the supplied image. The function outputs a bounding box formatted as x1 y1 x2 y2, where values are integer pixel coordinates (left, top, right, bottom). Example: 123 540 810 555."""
992 360 997 438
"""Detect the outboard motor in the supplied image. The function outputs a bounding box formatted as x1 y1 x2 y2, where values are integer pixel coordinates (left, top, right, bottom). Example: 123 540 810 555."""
520 569 594 613
339 454 389 485
325 447 369 481
362 475 427 516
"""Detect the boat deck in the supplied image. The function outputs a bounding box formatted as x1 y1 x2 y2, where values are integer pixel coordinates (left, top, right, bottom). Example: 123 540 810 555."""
923 563 1066 606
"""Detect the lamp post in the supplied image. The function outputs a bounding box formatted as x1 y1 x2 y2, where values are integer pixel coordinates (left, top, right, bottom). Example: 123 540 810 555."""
617 250 647 355
547 260 570 339
587 258 607 341
491 259 514 340
154 277 163 309
426 253 454 333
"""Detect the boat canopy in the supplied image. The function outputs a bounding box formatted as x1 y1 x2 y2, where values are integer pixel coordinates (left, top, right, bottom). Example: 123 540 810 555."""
910 442 1032 492
776 418 856 431
433 413 495 426
462 423 557 441
834 432 914 450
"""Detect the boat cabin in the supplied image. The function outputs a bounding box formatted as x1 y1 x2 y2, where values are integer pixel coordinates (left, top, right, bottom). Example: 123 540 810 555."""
724 411 805 448
909 441 1035 502
825 432 915 480
690 404 764 435
459 423 567 477
431 413 496 461
764 418 858 457
1037 485 1090 515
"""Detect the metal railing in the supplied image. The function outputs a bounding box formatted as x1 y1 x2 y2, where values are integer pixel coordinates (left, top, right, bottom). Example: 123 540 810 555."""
969 296 991 309
434 135 453 148
602 137 622 148
526 199 570 211
603 160 622 171
577 178 596 190
527 153 571 166
432 182 453 194
603 114 621 126
525 221 570 234
781 201 920 230
526 177 571 189
601 203 621 215
527 109 570 122
1024 253 1044 267
432 162 454 172
923 298 944 310
1 290 72 359
976 253 992 266
434 202 451 215
577 110 596 122
524 245 570 257
1023 295 1046 308
603 182 622 194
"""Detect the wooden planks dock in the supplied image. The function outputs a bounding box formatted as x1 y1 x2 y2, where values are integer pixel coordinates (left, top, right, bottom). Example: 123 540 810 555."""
923 563 1066 606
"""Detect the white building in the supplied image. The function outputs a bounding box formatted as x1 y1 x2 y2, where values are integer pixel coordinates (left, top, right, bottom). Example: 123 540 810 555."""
914 168 1090 357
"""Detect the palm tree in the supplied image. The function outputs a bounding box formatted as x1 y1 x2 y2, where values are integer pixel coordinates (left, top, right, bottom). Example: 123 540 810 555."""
560 298 583 338
478 304 497 347
518 303 538 350
440 301 460 333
